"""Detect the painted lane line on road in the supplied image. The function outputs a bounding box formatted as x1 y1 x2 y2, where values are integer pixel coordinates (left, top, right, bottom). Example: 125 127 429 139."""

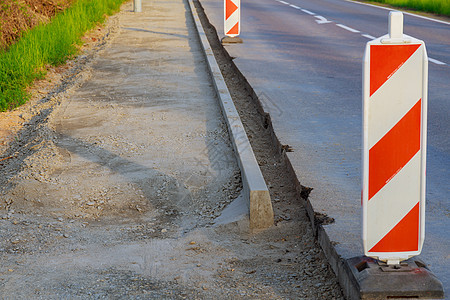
336 23 360 33
301 9 315 15
428 57 447 65
273 0 448 67
315 15 332 24
359 34 447 65
344 0 450 26
362 34 376 39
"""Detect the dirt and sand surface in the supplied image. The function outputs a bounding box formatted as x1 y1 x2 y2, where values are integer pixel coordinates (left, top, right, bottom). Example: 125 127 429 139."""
0 0 344 298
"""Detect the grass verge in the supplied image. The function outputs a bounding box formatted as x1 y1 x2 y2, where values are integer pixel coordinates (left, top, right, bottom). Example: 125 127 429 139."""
366 0 450 16
0 0 127 111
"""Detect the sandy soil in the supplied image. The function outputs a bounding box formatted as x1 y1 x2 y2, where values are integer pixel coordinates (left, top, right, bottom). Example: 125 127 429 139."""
0 0 344 298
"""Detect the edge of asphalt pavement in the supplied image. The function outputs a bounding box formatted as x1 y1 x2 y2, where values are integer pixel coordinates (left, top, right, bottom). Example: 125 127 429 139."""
189 1 445 299
186 0 274 231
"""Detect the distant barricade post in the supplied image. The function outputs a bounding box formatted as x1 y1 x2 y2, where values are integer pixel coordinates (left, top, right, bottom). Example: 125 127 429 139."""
134 0 142 12
222 0 243 43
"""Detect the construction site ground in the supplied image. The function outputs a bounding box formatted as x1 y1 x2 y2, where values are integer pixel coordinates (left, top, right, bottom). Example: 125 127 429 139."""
0 0 344 298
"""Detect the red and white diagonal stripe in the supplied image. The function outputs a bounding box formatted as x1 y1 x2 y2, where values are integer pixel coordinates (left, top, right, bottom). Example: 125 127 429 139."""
224 0 240 37
363 41 428 260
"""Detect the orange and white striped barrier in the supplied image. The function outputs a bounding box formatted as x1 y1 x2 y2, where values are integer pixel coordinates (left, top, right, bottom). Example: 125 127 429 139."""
224 0 240 37
362 12 428 265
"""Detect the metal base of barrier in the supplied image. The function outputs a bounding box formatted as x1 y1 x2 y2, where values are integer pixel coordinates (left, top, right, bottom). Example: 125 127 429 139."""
221 36 243 44
346 256 444 299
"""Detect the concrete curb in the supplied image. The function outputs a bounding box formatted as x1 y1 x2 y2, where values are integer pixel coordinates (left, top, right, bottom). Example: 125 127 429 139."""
186 0 274 230
187 2 445 299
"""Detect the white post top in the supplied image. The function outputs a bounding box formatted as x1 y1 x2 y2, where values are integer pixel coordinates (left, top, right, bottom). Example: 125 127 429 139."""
382 11 411 44
389 11 403 39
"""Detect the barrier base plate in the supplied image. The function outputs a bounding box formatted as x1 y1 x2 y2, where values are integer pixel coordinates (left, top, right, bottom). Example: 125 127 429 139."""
346 256 444 299
221 36 243 44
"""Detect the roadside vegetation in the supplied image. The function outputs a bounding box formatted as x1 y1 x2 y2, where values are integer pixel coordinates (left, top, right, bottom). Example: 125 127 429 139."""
367 0 450 16
0 0 74 49
0 0 127 111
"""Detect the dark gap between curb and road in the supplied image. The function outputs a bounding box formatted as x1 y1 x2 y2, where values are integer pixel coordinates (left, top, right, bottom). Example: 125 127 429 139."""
188 1 445 299
186 0 275 231
189 1 321 234
189 0 342 286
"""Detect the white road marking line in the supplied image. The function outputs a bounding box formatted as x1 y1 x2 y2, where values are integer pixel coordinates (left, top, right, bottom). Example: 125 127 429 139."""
314 15 332 24
301 9 315 15
428 57 446 65
344 0 450 26
336 24 360 33
362 34 376 39
279 0 448 66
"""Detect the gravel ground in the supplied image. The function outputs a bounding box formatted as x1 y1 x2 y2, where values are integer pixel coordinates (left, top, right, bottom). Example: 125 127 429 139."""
0 0 344 298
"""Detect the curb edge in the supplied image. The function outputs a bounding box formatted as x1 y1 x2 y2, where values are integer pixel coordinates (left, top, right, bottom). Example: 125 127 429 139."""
186 0 274 230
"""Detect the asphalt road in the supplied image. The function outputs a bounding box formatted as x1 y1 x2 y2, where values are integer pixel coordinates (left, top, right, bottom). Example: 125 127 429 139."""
199 0 449 293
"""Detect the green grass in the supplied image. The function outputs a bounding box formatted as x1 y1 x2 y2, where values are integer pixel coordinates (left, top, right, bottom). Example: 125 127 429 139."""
0 0 127 111
368 0 450 16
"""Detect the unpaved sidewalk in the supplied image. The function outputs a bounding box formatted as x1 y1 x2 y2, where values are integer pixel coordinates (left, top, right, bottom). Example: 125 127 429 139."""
0 0 343 298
